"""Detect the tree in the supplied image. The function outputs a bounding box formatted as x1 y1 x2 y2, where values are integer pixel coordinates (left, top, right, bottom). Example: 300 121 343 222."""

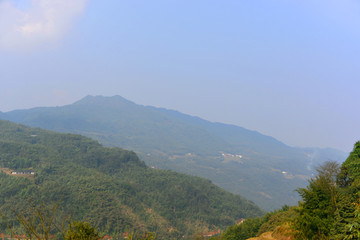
337 142 360 188
2 200 64 240
65 221 100 240
293 161 341 239
222 217 263 240
334 142 360 239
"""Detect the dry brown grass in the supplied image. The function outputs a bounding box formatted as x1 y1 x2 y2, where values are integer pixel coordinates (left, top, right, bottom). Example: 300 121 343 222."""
247 223 295 240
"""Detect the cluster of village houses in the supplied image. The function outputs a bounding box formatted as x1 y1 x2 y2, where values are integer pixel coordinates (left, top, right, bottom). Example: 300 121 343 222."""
10 171 35 175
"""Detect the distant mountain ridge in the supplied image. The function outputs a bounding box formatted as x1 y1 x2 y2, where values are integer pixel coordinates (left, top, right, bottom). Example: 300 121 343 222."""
0 95 348 210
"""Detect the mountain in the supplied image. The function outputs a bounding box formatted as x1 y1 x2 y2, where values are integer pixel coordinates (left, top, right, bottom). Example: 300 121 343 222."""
0 119 263 239
0 95 348 210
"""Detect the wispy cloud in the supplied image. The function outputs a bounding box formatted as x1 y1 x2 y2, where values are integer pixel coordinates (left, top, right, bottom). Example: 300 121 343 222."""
0 0 88 51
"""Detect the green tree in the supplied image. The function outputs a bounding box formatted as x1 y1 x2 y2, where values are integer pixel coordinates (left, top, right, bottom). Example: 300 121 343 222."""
334 142 360 239
2 200 63 240
293 161 340 240
337 142 360 188
65 221 100 240
342 195 360 240
222 217 263 240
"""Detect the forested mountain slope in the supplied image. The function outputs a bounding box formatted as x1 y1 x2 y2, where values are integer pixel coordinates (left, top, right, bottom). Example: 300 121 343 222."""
0 120 264 239
0 95 347 210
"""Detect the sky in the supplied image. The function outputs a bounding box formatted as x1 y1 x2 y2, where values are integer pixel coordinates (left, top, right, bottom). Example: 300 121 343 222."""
0 0 359 152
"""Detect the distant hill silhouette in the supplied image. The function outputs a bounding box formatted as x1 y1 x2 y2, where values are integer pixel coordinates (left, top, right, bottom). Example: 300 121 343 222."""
0 95 347 210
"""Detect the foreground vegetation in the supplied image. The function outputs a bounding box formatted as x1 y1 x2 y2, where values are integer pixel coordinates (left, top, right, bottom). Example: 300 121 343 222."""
217 141 360 240
0 120 263 239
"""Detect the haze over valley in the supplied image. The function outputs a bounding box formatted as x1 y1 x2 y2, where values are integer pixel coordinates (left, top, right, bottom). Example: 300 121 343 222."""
0 95 348 210
0 0 359 239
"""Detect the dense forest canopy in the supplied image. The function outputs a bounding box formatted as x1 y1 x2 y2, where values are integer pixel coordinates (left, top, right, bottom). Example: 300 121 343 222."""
0 120 263 239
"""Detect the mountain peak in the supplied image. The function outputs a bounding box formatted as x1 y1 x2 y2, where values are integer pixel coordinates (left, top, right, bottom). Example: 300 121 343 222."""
73 95 136 107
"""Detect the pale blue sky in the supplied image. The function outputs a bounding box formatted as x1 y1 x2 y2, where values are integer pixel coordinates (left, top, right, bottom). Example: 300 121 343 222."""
0 0 359 152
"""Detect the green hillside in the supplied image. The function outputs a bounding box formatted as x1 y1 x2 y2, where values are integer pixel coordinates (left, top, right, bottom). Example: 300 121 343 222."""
218 141 360 240
0 95 347 210
0 120 264 239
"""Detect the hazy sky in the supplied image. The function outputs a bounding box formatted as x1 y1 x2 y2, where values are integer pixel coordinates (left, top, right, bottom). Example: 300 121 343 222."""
0 0 359 152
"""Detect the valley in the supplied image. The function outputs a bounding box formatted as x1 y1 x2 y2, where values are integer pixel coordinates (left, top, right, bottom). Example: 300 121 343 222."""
0 95 347 210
